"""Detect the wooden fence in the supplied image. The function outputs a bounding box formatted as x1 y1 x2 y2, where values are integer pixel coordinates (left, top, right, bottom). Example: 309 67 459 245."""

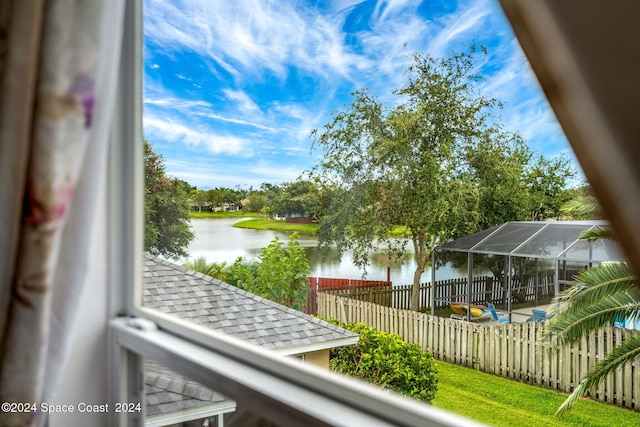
317 293 640 411
305 277 390 314
317 271 559 312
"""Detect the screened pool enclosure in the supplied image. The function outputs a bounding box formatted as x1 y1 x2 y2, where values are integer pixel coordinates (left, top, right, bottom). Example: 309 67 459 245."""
430 221 624 322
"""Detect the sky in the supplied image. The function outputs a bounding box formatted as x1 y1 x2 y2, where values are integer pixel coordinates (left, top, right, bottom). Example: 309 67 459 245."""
143 0 581 190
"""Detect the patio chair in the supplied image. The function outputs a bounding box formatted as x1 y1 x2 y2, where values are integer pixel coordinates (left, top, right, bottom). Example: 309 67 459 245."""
453 306 492 322
469 306 492 321
450 303 464 315
526 309 548 322
614 314 625 328
487 303 509 323
449 303 465 320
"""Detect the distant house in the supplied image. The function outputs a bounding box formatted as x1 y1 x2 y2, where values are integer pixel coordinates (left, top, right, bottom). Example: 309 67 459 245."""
213 202 240 212
143 255 359 426
190 201 212 212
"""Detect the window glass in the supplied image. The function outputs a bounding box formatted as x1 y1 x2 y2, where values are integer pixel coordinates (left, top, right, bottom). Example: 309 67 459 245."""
139 1 585 425
145 358 235 427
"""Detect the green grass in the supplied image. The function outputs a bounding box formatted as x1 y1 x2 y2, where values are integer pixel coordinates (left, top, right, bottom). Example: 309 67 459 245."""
233 219 319 235
433 361 639 426
189 211 256 218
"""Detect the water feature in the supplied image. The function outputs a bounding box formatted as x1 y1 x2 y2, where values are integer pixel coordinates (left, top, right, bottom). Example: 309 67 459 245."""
186 218 467 286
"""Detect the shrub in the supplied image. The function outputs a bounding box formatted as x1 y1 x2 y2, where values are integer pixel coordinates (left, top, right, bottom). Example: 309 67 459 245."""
328 321 438 402
227 233 310 310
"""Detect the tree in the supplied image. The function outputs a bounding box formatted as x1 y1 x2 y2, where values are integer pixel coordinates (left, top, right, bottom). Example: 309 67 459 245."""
327 321 438 402
465 133 575 228
524 155 576 221
260 205 271 220
144 139 194 259
543 197 640 415
190 189 208 212
244 192 270 213
274 180 322 218
205 188 224 211
227 233 310 310
312 49 518 311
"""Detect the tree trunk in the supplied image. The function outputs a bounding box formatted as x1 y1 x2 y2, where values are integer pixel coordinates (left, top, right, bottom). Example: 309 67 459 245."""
410 233 427 312
411 264 425 311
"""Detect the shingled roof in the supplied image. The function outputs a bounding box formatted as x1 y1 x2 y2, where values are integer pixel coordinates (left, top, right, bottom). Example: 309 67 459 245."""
143 254 359 426
143 254 359 354
145 361 235 427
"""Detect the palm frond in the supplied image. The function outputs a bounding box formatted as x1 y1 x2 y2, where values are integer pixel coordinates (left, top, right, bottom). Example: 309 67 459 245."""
559 194 600 218
183 256 228 279
579 226 615 242
548 262 635 317
543 298 640 348
556 334 640 415
544 263 638 348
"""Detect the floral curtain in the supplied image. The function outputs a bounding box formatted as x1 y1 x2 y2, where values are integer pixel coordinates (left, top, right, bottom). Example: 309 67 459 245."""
0 1 124 426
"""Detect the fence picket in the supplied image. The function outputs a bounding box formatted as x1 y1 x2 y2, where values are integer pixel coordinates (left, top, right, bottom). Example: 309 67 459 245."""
316 292 639 412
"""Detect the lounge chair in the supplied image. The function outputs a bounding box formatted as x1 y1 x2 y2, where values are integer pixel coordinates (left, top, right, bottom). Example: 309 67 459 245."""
449 303 465 320
487 303 509 323
526 309 548 322
450 303 492 321
455 306 492 322
449 303 462 315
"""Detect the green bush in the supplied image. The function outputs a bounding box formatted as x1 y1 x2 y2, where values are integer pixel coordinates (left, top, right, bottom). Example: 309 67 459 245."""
328 321 438 402
227 233 310 310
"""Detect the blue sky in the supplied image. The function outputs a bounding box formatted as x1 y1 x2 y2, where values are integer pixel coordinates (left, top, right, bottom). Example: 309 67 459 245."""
143 0 580 190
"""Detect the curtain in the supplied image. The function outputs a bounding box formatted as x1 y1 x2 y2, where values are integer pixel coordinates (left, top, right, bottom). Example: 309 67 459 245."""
0 1 124 426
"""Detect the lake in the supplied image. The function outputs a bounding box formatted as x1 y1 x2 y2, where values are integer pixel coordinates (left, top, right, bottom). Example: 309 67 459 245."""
185 218 467 286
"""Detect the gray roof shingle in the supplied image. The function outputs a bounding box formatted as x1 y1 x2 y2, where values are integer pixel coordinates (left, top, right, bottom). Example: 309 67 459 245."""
143 254 358 351
145 360 231 417
143 254 358 423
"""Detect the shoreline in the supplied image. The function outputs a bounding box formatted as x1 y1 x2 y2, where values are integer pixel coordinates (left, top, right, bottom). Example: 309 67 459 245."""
232 219 319 235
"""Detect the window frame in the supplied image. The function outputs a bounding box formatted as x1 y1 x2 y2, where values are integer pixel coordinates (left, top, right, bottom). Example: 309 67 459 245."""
107 1 481 426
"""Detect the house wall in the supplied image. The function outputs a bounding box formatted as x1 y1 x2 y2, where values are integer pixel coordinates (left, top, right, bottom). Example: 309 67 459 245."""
302 349 330 370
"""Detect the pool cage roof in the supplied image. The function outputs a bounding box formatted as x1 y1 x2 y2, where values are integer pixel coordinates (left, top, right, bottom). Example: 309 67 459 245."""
430 221 625 322
434 220 623 264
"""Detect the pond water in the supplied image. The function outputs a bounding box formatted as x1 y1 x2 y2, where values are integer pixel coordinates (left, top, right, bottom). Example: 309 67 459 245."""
185 218 467 286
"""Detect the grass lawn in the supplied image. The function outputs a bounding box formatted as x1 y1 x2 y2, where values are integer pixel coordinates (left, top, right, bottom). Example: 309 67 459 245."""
189 211 256 219
433 361 639 426
233 219 319 235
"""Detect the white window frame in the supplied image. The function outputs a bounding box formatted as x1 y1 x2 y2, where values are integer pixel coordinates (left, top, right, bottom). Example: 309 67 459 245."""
107 1 482 426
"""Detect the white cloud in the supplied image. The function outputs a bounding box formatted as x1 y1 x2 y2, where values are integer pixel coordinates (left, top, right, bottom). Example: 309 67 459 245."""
222 89 260 113
150 63 160 69
372 0 421 23
145 97 212 108
164 158 305 188
328 0 368 14
196 112 277 132
145 0 364 82
425 0 492 58
245 162 306 184
144 116 250 155
143 0 578 185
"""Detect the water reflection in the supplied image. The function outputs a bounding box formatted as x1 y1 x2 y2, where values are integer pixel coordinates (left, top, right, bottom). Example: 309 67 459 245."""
186 218 467 286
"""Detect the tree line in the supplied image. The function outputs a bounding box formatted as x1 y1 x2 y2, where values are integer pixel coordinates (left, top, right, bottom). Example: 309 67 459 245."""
188 180 324 219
